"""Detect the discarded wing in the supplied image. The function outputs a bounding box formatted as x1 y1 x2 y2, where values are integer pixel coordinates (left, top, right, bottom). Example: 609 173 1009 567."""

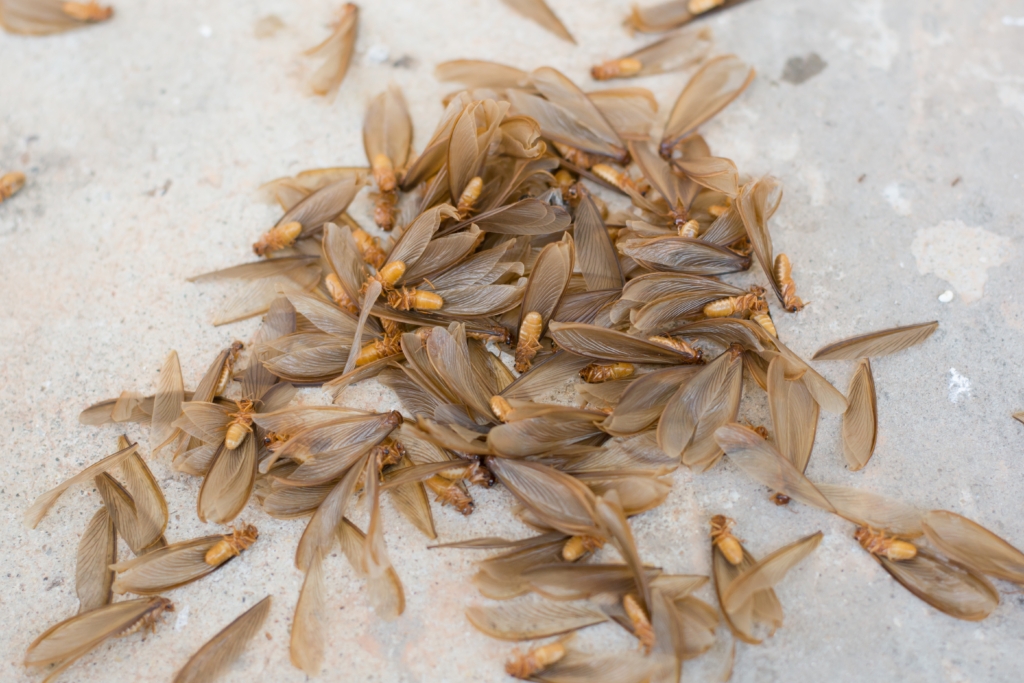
0 0 112 35
173 596 272 683
812 321 939 361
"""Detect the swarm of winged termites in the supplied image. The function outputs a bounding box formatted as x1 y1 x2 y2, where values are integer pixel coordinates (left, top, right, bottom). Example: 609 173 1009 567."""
19 2 1024 682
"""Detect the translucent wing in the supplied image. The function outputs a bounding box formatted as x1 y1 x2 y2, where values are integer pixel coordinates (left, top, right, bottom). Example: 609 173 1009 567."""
548 322 704 364
595 492 651 609
587 88 658 140
0 0 113 35
151 350 184 451
24 597 171 669
488 409 605 457
487 458 602 537
363 86 412 170
173 596 271 683
767 357 818 473
294 453 369 572
592 28 713 80
501 351 593 401
812 321 939 360
466 600 608 640
290 551 327 675
714 423 835 511
619 236 750 275
75 506 116 613
24 442 139 528
467 198 571 235
842 358 877 470
658 348 739 461
306 3 358 97
434 60 533 91
922 510 1024 585
815 484 923 536
387 204 458 268
573 188 623 292
507 88 625 161
603 367 701 437
875 550 998 622
111 536 226 595
661 55 755 153
721 532 821 612
520 235 575 333
278 176 363 238
197 437 257 524
499 0 574 43
385 458 436 540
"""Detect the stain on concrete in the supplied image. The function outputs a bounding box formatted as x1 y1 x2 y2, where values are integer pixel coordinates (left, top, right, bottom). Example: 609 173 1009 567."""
782 53 828 84
911 220 1013 303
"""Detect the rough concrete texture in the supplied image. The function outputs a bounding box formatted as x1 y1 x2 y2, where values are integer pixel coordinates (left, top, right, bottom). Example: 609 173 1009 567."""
2 0 1023 681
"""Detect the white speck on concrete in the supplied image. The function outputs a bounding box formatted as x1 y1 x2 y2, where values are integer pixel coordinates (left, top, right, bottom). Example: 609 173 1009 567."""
174 605 189 631
366 45 390 64
893 616 901 627
948 368 971 403
198 25 212 38
883 182 912 215
1003 16 1024 26
938 290 954 303
911 220 1013 303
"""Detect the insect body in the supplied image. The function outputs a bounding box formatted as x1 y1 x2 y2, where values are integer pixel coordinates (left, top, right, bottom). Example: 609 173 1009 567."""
505 641 567 679
355 335 402 366
579 362 635 383
386 287 443 311
623 593 655 653
710 515 744 565
204 525 259 566
253 221 302 256
225 399 256 450
773 254 804 312
515 311 544 373
855 527 917 561
0 171 26 203
456 176 483 217
561 534 606 561
591 57 643 81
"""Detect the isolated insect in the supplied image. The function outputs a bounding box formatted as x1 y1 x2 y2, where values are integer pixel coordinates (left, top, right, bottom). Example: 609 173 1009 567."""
710 515 744 565
0 171 25 202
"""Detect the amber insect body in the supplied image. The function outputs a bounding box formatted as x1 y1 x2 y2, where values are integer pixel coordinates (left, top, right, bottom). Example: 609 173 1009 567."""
562 534 605 561
710 515 744 565
580 362 635 383
623 593 655 653
515 311 544 373
61 1 112 22
253 221 302 257
0 171 26 202
855 527 917 561
773 254 804 312
204 525 259 566
506 641 567 679
387 287 444 311
225 399 256 449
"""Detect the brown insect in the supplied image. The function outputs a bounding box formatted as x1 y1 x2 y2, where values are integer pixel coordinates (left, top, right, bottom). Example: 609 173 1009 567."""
710 515 744 565
854 527 917 561
579 362 635 383
225 398 256 449
505 640 568 679
623 593 655 653
0 170 25 202
60 0 111 21
349 224 388 269
590 163 643 194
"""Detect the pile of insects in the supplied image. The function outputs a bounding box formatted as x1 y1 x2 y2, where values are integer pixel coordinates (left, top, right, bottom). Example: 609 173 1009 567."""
15 2 1024 683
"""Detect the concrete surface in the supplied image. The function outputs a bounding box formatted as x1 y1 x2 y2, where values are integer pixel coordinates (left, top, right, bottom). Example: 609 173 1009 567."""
2 0 1024 681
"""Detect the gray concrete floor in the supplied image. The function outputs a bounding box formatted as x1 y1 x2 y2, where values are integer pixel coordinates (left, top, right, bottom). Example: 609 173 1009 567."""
2 0 1024 681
